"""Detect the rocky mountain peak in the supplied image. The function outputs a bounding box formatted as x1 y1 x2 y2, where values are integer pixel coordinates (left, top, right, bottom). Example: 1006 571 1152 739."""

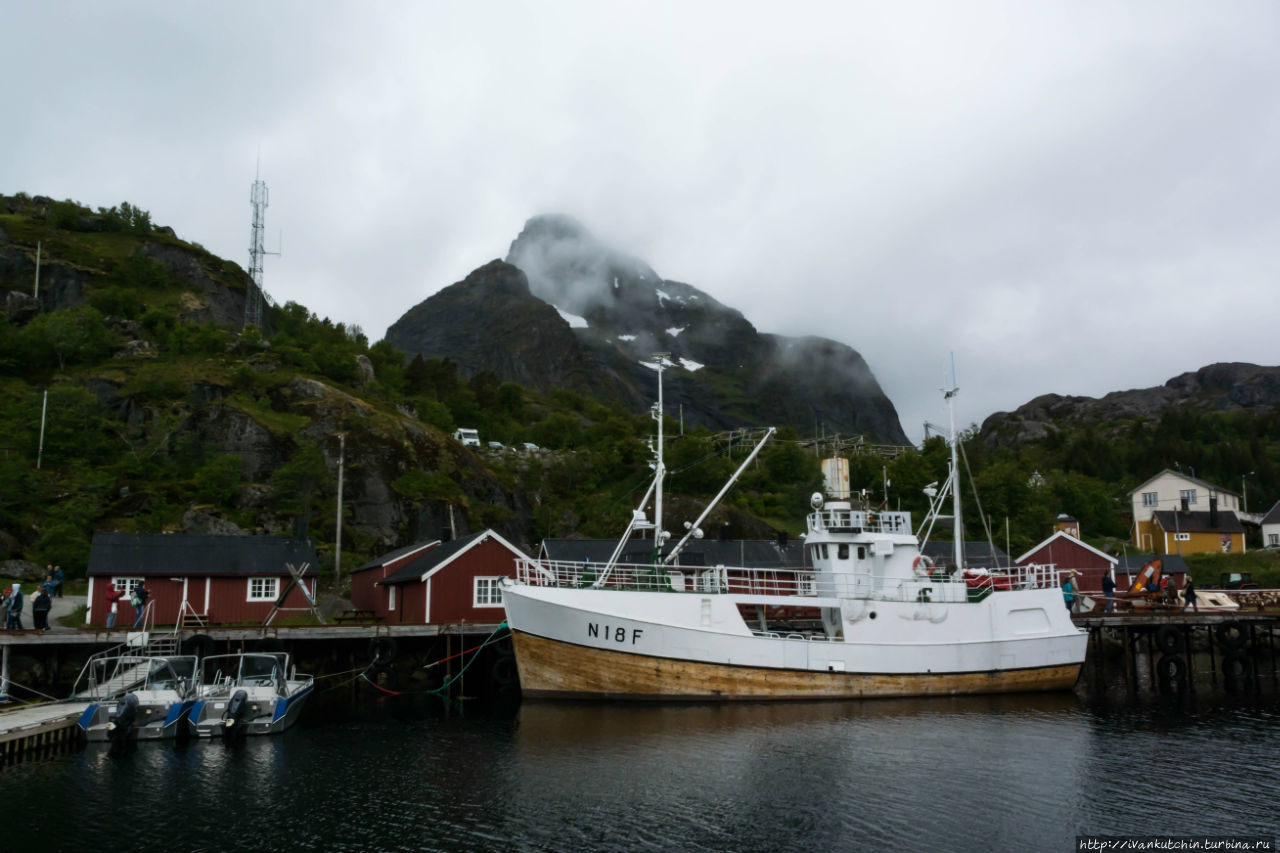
390 215 908 443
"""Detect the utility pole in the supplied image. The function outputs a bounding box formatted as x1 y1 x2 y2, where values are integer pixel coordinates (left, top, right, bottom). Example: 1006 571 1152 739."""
33 241 41 301
36 389 48 469
334 433 345 594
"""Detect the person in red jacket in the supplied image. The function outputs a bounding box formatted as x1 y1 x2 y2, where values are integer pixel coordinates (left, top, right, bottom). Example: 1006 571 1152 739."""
105 583 122 629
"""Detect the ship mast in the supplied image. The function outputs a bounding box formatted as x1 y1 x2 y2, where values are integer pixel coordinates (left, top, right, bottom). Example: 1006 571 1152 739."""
945 382 962 572
653 354 667 560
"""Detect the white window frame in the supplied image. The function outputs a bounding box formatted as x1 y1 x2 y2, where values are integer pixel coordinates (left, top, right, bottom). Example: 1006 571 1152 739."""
112 577 144 598
473 577 503 608
247 576 280 602
1268 533 1279 547
1141 492 1158 507
1174 532 1191 542
388 585 397 612
1180 489 1197 505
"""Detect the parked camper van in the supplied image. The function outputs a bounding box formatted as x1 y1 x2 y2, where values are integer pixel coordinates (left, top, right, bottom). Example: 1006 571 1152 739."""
453 428 481 448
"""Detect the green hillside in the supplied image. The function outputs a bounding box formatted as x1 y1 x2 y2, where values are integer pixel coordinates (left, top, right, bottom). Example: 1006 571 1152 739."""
0 193 822 582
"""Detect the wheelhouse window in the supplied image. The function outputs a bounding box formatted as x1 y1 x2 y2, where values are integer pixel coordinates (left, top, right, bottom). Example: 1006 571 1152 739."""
474 577 503 607
1141 492 1158 507
247 577 280 602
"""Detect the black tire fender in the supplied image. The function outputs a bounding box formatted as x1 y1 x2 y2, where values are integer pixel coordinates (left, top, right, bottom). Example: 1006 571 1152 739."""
1216 621 1247 651
1155 625 1184 654
369 636 398 667
1221 652 1249 680
1156 654 1186 680
490 655 518 686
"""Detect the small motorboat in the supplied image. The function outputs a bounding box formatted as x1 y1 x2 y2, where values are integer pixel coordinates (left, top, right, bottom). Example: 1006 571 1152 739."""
187 652 314 739
76 655 200 742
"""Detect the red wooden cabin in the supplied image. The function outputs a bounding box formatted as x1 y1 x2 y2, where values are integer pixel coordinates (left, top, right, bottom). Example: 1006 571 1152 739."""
349 530 531 625
86 532 320 628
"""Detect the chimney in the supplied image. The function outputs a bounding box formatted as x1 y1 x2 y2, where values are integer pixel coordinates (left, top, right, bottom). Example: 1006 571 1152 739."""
1209 495 1219 528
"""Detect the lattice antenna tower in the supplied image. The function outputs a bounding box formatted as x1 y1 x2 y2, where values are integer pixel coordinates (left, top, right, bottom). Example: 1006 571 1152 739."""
243 165 273 329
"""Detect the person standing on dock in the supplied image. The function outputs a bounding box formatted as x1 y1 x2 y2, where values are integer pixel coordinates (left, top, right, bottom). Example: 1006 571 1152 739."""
5 584 22 630
1183 577 1198 612
32 586 51 632
53 565 64 598
1101 570 1116 614
105 583 122 629
131 580 149 629
1062 574 1075 612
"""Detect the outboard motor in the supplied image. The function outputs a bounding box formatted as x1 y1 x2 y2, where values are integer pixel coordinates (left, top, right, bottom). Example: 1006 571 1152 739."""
221 689 251 740
107 692 140 744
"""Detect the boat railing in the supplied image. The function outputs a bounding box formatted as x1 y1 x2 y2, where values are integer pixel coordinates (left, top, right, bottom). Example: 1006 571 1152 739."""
514 558 1068 603
806 509 912 535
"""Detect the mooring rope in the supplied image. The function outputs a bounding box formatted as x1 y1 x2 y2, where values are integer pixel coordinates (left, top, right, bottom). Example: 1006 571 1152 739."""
362 621 511 697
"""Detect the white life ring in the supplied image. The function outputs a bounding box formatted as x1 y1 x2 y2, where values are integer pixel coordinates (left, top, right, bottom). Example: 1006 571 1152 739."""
912 555 935 577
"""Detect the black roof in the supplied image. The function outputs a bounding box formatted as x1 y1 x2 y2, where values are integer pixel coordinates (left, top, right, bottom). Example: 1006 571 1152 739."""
88 532 319 577
1152 510 1245 534
1262 500 1280 526
380 531 489 585
352 539 440 574
540 538 808 569
1115 554 1189 576
920 541 1011 570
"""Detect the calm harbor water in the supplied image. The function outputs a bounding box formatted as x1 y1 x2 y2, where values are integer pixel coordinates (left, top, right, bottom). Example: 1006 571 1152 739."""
3 682 1280 852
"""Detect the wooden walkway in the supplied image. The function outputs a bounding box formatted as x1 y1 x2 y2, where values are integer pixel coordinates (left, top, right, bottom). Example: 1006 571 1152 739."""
0 701 87 763
0 622 506 647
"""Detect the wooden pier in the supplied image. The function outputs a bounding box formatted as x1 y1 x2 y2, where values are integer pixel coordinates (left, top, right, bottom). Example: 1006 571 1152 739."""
1074 609 1280 695
0 702 87 764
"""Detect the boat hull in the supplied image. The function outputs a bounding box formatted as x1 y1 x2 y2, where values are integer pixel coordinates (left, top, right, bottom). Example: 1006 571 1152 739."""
512 629 1082 700
187 682 313 737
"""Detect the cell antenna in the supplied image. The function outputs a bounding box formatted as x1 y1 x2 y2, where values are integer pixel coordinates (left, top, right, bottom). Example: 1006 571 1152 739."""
243 161 279 329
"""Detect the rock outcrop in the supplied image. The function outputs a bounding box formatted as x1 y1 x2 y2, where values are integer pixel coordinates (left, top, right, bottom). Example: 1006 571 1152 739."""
980 363 1280 448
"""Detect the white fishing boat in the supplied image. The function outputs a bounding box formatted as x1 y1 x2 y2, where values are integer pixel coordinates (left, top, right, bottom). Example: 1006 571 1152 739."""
76 655 200 742
501 362 1088 700
187 652 314 738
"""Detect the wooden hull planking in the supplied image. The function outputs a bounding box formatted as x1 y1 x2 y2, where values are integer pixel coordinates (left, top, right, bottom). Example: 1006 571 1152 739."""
512 630 1082 701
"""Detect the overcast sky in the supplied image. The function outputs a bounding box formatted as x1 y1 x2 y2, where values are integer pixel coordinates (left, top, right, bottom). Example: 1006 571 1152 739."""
4 1 1277 442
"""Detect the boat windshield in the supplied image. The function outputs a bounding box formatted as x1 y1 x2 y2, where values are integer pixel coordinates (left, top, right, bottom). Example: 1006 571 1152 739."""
144 656 197 693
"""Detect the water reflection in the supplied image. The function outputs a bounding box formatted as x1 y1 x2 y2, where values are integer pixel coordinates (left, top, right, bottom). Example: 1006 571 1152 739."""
3 687 1278 852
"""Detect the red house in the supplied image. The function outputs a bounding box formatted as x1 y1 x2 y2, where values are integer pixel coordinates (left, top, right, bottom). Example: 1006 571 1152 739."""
86 532 320 628
349 530 530 625
1015 530 1117 594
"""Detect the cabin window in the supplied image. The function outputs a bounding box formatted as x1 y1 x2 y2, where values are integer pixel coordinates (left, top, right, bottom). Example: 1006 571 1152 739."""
857 546 866 560
820 544 829 559
838 544 849 560
1141 492 1158 507
247 577 279 602
474 577 503 607
1180 489 1197 505
111 577 144 598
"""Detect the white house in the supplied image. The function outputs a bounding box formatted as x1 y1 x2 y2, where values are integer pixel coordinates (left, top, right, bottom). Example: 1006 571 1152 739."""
1129 469 1241 551
1262 500 1280 549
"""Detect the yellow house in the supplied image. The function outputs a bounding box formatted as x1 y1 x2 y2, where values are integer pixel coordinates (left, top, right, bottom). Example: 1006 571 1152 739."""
1129 469 1242 551
1150 509 1246 555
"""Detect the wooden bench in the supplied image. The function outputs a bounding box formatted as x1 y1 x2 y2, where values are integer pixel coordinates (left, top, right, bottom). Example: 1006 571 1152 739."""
334 609 380 624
